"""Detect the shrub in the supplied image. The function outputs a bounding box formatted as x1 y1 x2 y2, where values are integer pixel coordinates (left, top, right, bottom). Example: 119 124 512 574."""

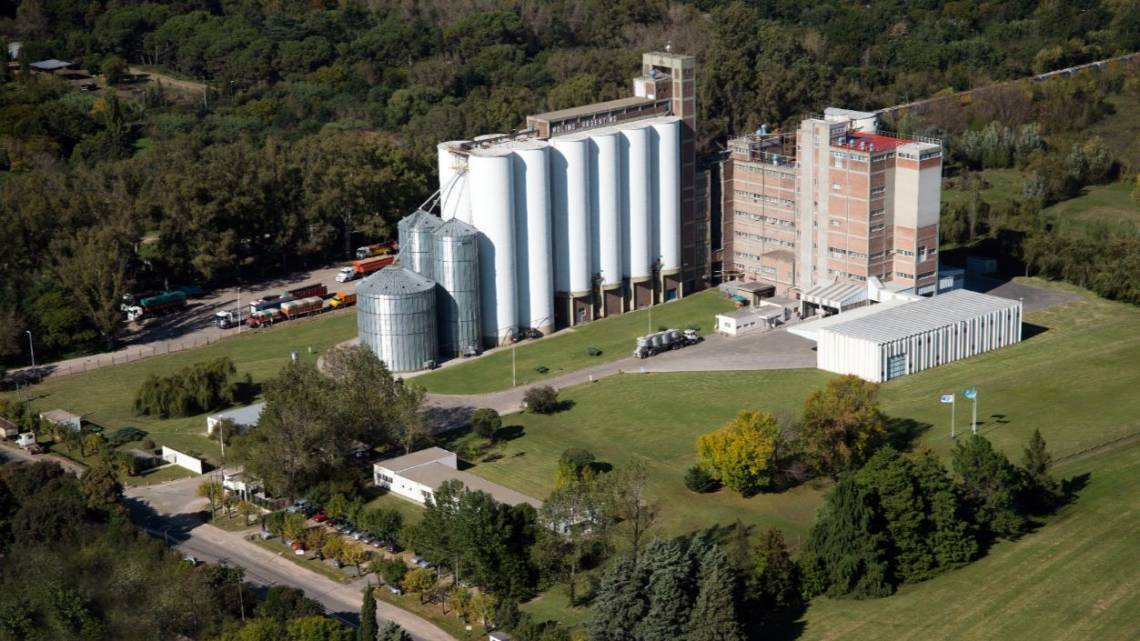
377 557 408 586
470 408 502 439
141 438 157 451
696 409 779 495
684 465 718 493
587 346 603 357
106 427 147 448
523 385 559 414
534 365 549 374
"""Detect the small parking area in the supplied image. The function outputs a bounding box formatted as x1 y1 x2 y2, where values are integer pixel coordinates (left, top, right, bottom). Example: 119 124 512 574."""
636 327 817 373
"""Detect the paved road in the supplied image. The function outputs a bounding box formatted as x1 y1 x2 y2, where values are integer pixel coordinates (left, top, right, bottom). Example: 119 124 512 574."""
126 477 456 641
8 263 350 383
0 442 86 475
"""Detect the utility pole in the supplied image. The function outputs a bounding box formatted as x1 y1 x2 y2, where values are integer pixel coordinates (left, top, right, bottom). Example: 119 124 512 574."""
25 330 35 368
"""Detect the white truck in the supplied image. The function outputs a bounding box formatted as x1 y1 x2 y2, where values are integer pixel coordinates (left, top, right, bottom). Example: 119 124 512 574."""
633 328 701 359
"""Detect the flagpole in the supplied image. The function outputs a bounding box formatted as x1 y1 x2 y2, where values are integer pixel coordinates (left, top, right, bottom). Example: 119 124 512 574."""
951 398 956 439
972 392 978 435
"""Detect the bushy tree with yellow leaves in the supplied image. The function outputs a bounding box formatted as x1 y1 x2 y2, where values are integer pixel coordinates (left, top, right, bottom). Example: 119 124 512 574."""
695 410 779 495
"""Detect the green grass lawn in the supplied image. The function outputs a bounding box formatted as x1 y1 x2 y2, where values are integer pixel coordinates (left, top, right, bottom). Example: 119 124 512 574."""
1043 181 1139 237
7 313 357 464
796 437 1140 641
363 491 424 526
415 290 737 394
941 168 1024 206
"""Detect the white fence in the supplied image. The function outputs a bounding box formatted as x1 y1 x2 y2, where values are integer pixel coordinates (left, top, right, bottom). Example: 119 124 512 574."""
161 446 206 474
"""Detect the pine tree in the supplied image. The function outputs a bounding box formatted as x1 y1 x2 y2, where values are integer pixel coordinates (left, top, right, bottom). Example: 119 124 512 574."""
914 453 977 571
855 448 933 583
687 546 743 641
753 528 801 616
635 539 695 641
359 586 378 641
804 476 893 598
587 555 646 641
952 435 1027 538
1021 429 1060 512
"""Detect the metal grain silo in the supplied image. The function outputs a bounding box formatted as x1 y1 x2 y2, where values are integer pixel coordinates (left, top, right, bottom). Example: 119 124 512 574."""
652 117 682 276
468 146 517 346
550 134 592 298
621 123 652 283
397 209 442 280
589 130 622 290
433 219 481 357
437 141 471 222
508 140 555 334
357 266 438 372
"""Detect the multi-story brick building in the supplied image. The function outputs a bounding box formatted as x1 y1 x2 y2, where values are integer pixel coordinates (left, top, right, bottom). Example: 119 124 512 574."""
724 108 943 300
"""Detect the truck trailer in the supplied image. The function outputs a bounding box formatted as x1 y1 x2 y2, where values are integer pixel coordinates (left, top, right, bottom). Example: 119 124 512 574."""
328 291 356 309
125 291 188 322
354 241 398 260
336 255 395 283
633 328 701 359
280 296 324 318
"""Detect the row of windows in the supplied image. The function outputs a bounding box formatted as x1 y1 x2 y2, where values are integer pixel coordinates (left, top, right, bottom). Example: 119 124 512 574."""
871 207 885 217
896 271 914 279
870 186 886 196
739 164 796 178
734 211 795 227
829 247 869 260
917 270 936 280
734 231 795 247
827 268 867 281
734 190 795 208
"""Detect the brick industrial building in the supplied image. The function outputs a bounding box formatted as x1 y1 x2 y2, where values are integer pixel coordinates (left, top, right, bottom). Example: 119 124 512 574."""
722 108 943 299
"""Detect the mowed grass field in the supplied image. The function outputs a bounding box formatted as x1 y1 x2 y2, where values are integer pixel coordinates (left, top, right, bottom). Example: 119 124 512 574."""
797 439 1140 641
8 313 357 462
414 289 737 394
1044 181 1139 236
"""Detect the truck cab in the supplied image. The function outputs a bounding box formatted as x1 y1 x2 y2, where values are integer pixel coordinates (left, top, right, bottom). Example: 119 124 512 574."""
335 267 357 283
214 310 243 329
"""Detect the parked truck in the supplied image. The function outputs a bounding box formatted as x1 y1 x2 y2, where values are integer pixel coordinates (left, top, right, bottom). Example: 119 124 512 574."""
285 283 327 300
125 291 188 322
247 308 283 328
329 291 357 309
214 309 244 329
354 241 398 260
280 296 324 319
336 255 396 283
633 328 701 359
248 283 328 316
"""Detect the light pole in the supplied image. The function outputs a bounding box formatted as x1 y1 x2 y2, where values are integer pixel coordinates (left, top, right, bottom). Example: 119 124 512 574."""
25 330 35 368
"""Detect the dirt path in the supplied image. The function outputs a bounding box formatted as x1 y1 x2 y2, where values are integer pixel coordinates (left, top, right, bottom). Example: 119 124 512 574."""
128 66 207 93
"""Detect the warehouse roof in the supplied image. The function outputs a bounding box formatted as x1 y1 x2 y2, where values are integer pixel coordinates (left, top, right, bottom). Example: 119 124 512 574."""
39 409 81 425
822 289 1020 344
529 96 655 123
788 298 913 342
208 402 265 427
401 462 543 509
802 280 867 310
375 447 453 473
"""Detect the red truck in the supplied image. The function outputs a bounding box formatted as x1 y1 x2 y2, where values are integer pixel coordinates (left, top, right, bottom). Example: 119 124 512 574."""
286 283 328 299
336 255 395 283
247 309 283 328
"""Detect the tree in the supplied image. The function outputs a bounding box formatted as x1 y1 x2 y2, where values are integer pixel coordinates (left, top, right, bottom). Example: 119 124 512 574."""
523 386 560 414
537 474 606 606
1021 429 1060 512
322 535 346 566
324 345 401 448
684 465 718 493
255 586 325 622
285 616 353 641
342 542 370 576
376 557 408 587
468 591 496 631
402 567 436 603
238 500 259 526
391 381 429 454
282 512 307 542
696 410 779 495
326 494 349 519
359 586 378 641
587 554 645 641
636 539 695 641
952 435 1027 538
446 586 472 619
913 453 977 571
800 375 888 476
751 528 801 618
101 54 129 84
198 480 223 516
803 476 892 599
554 448 596 488
52 224 134 350
470 408 502 440
379 622 412 641
687 546 743 641
607 458 657 564
80 462 122 512
82 431 107 457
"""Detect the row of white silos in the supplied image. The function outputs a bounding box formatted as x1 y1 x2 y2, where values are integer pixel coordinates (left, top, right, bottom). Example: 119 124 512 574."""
434 115 681 346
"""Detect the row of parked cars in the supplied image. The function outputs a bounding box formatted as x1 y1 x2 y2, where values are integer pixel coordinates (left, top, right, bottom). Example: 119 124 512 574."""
287 499 401 554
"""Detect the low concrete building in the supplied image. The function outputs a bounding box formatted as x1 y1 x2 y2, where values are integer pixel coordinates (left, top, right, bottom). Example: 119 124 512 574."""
716 303 786 336
374 447 542 509
223 470 262 501
0 417 19 439
814 289 1022 382
39 409 81 432
206 402 265 436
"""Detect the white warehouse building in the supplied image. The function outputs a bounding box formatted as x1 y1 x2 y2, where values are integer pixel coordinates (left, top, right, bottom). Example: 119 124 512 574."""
813 289 1022 382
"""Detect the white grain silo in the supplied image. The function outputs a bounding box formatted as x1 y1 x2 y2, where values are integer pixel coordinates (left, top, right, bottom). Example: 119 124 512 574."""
621 123 653 308
550 134 592 326
589 131 623 312
508 140 555 335
437 141 472 223
652 117 682 287
468 146 517 346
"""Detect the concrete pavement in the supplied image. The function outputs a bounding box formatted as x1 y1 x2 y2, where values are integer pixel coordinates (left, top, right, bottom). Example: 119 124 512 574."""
125 480 456 641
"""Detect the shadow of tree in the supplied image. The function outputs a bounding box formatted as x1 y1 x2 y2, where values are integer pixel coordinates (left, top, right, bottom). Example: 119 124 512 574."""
885 416 933 451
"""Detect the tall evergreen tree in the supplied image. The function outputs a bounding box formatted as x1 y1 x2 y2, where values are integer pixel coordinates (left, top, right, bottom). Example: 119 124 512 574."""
359 585 378 641
952 435 1027 538
587 555 646 641
636 539 696 641
913 453 977 570
687 546 743 641
752 528 801 617
856 448 933 583
1020 429 1060 512
804 476 893 598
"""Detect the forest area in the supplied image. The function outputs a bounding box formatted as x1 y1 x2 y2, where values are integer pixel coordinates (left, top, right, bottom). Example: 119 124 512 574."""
0 0 1138 366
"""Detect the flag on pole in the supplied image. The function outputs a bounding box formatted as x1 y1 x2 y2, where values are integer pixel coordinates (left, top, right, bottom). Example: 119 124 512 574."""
940 394 955 403
963 387 977 399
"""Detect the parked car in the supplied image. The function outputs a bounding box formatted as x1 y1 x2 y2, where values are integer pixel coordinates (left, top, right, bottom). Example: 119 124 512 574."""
182 555 200 566
312 512 329 523
410 555 423 565
525 328 543 339
387 585 402 595
386 543 400 554
26 444 47 455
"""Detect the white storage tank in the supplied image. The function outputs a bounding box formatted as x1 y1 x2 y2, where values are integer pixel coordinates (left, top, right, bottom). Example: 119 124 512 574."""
437 141 471 222
357 266 438 372
508 140 555 334
550 134 592 296
397 209 442 280
468 146 517 345
621 123 652 282
652 117 682 275
590 130 622 289
433 219 481 357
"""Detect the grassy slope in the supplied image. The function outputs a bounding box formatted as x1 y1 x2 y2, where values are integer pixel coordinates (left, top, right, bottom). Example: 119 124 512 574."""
941 168 1024 206
797 439 1140 641
11 313 357 462
415 290 737 394
1044 181 1139 236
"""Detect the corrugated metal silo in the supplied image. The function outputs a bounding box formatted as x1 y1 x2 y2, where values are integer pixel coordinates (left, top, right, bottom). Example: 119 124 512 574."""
437 141 471 222
589 130 622 289
622 123 652 282
397 209 442 280
433 219 481 357
357 266 438 372
550 135 592 296
652 117 682 275
468 147 517 345
508 140 554 334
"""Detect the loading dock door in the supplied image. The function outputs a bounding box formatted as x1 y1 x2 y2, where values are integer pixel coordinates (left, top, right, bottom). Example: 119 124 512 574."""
886 354 906 380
